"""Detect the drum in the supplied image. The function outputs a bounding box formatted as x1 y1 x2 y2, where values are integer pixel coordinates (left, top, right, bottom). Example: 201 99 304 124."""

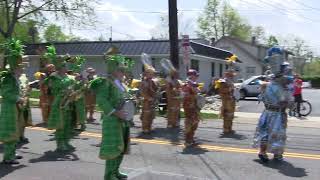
119 100 136 121
196 95 206 109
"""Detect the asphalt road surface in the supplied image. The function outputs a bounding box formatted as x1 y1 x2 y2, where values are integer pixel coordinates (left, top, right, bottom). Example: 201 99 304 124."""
238 89 320 117
0 109 319 180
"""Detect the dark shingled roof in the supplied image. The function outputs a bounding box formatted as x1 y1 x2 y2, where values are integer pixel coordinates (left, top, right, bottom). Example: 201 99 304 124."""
25 40 236 61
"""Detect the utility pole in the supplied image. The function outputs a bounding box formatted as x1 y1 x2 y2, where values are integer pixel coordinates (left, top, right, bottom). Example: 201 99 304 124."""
109 26 113 42
168 0 179 69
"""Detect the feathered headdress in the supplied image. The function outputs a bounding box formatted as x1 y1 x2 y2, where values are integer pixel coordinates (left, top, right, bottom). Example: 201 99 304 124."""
2 38 25 70
160 58 176 76
66 56 86 73
141 53 155 73
43 45 66 69
225 54 238 76
104 46 134 74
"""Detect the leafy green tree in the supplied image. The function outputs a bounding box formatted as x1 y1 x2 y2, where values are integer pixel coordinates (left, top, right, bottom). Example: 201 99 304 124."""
266 35 279 47
197 0 252 41
304 57 320 76
0 0 98 39
43 24 69 42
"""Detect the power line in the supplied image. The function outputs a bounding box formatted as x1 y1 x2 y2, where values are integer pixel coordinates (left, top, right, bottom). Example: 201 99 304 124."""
253 0 320 23
292 0 320 12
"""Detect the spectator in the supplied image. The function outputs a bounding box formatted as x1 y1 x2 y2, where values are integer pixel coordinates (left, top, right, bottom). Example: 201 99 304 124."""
293 74 303 117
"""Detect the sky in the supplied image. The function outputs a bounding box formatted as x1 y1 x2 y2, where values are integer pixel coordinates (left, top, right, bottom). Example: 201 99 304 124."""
69 0 320 55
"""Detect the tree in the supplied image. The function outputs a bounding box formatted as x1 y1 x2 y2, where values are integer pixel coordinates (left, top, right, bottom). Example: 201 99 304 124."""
266 35 279 47
197 0 252 41
197 0 220 40
150 13 193 40
0 0 98 39
282 36 313 75
304 57 320 76
43 24 69 42
43 24 85 42
0 19 41 44
251 26 266 44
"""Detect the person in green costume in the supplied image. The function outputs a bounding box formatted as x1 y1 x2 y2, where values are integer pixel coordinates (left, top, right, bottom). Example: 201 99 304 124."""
44 46 77 152
90 46 134 180
66 56 87 131
0 39 25 164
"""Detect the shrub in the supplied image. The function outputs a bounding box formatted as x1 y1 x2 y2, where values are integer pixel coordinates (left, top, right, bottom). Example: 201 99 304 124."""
302 76 320 88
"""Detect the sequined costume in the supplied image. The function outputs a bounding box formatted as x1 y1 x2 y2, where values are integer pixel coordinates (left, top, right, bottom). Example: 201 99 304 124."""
218 77 236 134
182 70 200 146
140 76 157 133
165 76 181 128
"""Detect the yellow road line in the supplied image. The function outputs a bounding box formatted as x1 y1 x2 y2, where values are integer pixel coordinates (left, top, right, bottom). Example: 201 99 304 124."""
25 127 320 160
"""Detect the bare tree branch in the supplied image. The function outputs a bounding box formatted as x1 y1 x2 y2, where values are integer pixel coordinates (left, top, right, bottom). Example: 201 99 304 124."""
7 0 22 37
17 0 54 20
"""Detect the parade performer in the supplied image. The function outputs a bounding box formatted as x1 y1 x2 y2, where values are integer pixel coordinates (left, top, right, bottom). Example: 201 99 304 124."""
17 67 33 143
253 46 294 162
66 56 86 131
85 67 97 122
161 59 181 128
0 39 25 164
216 55 238 134
36 64 56 124
44 46 77 151
140 53 157 134
90 47 134 180
182 69 200 147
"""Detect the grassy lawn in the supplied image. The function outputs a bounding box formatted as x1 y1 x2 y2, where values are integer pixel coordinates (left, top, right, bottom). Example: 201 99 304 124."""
157 111 219 120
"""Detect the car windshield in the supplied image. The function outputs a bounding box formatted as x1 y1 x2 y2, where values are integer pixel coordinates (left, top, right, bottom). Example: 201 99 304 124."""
243 76 259 84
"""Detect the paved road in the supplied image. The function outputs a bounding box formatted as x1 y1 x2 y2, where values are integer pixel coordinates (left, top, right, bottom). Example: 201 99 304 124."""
1 109 319 180
238 89 320 117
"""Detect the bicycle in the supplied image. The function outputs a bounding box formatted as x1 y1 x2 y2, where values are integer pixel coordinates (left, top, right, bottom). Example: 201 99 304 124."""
289 99 312 117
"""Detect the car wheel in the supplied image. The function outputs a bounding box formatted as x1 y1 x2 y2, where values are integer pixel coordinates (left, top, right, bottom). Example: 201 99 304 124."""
240 90 246 100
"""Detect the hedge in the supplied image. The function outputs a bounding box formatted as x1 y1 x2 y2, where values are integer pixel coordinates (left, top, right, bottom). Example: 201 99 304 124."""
302 76 320 88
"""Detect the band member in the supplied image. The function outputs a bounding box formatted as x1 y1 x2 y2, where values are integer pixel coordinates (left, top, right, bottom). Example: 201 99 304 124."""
161 59 181 128
253 46 294 162
66 56 86 131
217 71 236 134
44 46 76 152
140 62 157 134
17 67 33 143
85 67 97 122
216 55 238 134
182 69 200 147
73 73 87 130
0 39 25 164
90 47 133 180
37 64 56 124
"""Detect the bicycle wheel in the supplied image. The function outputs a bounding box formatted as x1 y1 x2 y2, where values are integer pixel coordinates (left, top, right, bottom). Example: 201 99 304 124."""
299 100 312 116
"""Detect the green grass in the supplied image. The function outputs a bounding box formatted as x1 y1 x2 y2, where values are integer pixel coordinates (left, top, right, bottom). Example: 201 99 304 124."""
157 111 219 120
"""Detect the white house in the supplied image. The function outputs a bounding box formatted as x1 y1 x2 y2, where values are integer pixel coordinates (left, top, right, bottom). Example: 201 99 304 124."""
214 36 292 80
24 40 238 90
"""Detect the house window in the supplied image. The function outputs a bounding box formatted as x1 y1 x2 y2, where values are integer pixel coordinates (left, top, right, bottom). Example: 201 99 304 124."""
191 59 199 71
211 62 215 77
225 64 229 70
219 63 223 77
246 67 256 74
